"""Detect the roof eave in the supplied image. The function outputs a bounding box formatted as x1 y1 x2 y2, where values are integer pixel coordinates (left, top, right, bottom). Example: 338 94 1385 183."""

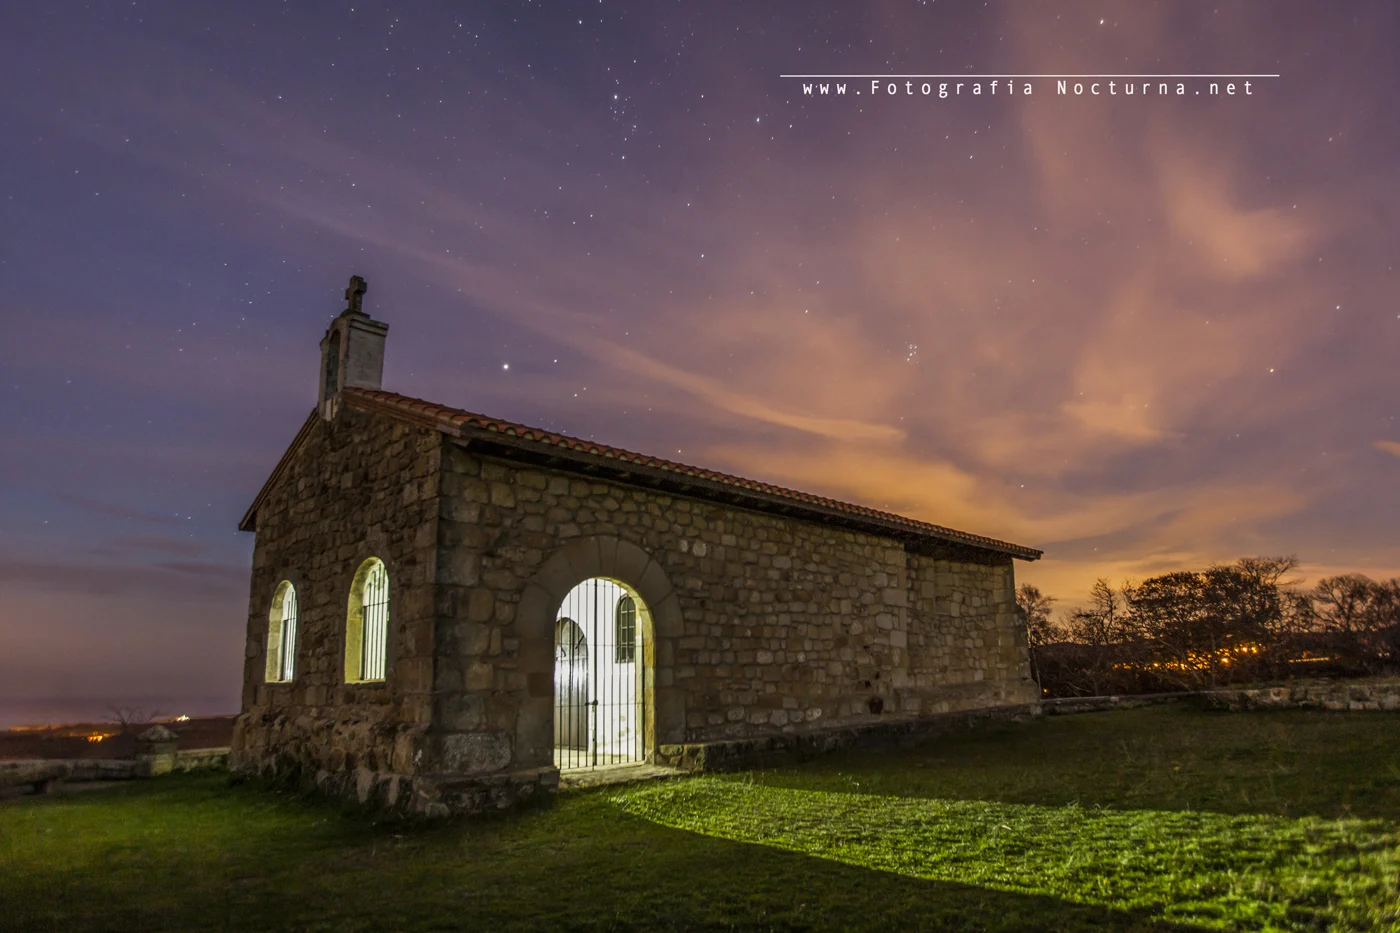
238 411 319 532
450 430 1042 560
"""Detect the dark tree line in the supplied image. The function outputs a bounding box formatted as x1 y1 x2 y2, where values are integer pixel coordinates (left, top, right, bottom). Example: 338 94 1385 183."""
1016 558 1400 697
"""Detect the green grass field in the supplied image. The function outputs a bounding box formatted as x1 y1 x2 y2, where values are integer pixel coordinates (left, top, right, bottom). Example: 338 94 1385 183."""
2 706 1398 932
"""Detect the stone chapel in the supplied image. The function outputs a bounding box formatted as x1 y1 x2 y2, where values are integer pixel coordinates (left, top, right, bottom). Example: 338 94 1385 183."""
230 276 1044 816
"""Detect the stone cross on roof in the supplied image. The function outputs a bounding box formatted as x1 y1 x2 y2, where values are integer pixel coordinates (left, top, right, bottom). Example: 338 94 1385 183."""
345 275 367 314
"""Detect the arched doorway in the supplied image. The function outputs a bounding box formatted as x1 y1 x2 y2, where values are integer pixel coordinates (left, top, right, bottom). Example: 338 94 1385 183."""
553 578 648 770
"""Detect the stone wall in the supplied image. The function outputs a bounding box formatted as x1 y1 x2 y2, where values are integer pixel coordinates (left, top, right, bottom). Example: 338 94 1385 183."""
233 403 1038 816
1199 680 1400 711
1040 692 1188 715
429 438 1038 786
231 406 442 811
1039 680 1400 714
1 749 228 797
174 747 231 771
903 553 1034 714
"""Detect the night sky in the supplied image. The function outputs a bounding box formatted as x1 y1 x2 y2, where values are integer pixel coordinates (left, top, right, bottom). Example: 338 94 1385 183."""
2 2 1396 725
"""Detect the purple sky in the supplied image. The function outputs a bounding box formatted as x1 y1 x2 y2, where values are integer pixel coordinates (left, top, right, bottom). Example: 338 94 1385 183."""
1 1 1396 724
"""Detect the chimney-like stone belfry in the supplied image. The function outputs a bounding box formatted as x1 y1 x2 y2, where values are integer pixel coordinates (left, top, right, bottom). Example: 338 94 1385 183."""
318 274 388 421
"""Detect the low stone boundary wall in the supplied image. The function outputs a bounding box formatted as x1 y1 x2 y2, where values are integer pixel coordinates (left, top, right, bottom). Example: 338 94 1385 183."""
1198 681 1400 711
174 747 230 771
1041 693 1192 715
1 758 139 793
655 702 1042 772
1040 680 1400 715
0 746 230 796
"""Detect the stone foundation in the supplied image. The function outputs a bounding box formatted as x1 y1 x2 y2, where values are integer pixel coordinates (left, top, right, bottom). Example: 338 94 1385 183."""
655 701 1041 771
412 767 559 818
230 751 559 818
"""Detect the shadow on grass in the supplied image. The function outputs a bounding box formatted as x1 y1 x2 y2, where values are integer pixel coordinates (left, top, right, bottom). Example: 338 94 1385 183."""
612 778 1399 932
3 774 1211 933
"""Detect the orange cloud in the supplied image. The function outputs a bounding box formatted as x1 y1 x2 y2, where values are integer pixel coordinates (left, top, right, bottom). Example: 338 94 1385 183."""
704 440 1307 558
1157 155 1313 281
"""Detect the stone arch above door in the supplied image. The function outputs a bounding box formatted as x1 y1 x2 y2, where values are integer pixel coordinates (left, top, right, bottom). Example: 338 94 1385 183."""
515 536 683 769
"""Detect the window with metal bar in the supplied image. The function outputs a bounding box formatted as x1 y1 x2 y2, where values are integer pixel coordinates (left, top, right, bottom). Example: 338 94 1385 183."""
615 594 636 663
266 581 298 683
361 560 389 681
278 585 298 681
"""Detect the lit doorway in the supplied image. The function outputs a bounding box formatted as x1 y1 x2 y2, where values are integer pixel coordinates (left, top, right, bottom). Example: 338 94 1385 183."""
553 578 647 769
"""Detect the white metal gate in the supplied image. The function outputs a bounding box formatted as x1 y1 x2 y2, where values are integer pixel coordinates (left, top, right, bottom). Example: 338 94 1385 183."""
553 578 645 769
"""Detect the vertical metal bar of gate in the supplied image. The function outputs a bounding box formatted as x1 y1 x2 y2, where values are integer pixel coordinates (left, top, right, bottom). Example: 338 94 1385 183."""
591 580 599 767
362 562 388 681
280 586 298 681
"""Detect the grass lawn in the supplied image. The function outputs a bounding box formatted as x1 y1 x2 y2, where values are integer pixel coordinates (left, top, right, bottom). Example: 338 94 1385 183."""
2 706 1398 932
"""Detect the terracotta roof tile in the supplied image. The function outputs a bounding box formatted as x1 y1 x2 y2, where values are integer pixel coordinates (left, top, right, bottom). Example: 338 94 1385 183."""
341 387 1041 561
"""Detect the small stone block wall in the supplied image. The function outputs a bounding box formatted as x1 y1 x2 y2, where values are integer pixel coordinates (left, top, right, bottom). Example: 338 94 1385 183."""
654 703 1042 772
1040 680 1400 716
174 747 230 771
1199 680 1400 711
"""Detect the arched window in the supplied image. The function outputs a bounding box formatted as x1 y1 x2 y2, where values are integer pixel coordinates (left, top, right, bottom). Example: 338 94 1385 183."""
615 594 636 663
265 581 298 682
345 558 389 683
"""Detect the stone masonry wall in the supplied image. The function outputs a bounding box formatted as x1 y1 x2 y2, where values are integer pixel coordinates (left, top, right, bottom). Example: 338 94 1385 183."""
431 439 1039 782
231 406 441 811
902 553 1036 714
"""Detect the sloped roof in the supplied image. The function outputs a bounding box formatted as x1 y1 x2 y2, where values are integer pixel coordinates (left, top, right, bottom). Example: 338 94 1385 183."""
239 410 318 533
240 387 1041 561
